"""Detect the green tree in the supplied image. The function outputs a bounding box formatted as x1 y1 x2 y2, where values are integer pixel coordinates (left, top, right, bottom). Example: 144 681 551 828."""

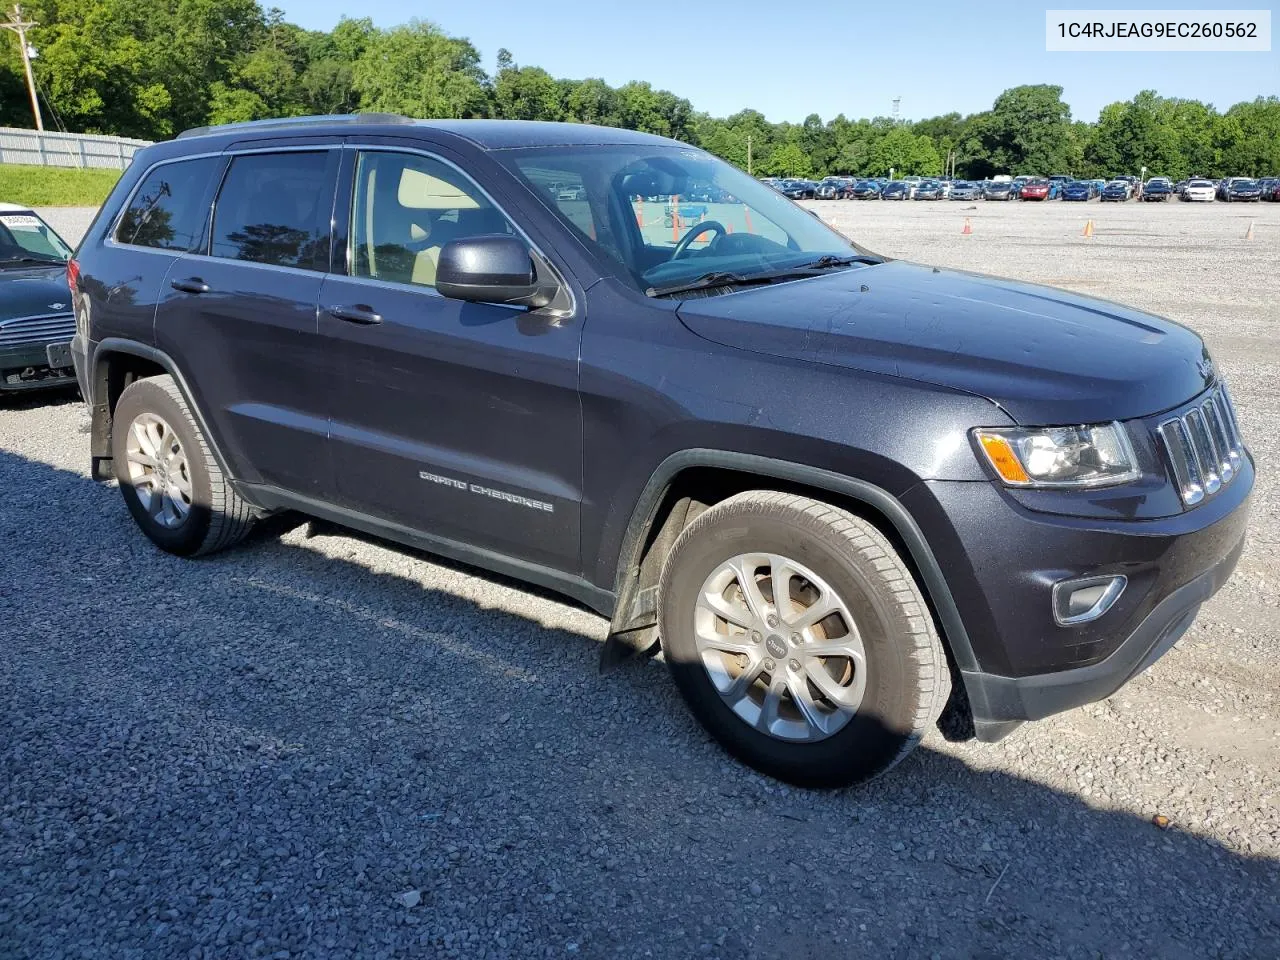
870 125 941 176
353 19 487 118
762 141 812 177
493 55 561 121
977 84 1075 174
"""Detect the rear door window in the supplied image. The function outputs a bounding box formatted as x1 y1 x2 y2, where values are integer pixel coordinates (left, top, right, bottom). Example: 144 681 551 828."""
210 152 332 270
115 157 220 251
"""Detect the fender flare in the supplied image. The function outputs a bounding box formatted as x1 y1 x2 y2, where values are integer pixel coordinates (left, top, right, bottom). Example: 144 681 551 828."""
92 338 238 483
610 448 979 673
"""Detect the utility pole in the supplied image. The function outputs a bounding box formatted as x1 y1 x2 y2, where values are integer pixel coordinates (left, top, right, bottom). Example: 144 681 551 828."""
2 5 43 131
746 135 753 176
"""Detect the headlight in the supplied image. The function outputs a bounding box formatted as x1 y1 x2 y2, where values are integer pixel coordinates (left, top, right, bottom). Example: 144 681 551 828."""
973 423 1140 488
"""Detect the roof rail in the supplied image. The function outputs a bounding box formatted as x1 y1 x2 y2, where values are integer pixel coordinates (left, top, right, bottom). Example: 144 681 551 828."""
176 113 414 140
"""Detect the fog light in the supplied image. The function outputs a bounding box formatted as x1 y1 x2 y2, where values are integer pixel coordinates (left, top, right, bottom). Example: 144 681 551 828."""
1052 575 1127 626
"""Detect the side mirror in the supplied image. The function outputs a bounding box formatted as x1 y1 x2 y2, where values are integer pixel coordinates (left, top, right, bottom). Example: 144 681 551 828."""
435 234 555 309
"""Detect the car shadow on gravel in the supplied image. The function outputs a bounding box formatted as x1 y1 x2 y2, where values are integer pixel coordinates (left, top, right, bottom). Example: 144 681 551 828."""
1 447 1277 959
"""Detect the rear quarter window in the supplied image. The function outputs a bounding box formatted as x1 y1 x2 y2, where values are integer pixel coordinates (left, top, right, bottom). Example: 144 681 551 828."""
115 156 221 251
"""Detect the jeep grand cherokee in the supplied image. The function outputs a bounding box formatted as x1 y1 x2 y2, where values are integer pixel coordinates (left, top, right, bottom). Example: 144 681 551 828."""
69 115 1252 787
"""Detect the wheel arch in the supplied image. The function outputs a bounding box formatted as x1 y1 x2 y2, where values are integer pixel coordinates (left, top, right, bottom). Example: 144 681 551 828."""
89 339 236 485
607 449 979 677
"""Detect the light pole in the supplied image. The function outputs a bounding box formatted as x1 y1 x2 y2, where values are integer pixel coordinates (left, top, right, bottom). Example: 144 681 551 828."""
1 5 42 131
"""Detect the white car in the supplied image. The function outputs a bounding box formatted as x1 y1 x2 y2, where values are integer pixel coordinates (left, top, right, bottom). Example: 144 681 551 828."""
1183 179 1216 202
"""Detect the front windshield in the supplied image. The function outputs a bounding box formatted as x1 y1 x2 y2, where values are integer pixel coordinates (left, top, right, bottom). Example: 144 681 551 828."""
500 144 866 295
0 211 71 264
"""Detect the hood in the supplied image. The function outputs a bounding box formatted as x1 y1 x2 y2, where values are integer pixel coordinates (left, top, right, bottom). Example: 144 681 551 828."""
0 264 72 320
675 260 1212 425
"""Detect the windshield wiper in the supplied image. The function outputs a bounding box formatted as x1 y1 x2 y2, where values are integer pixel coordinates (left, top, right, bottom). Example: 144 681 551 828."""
647 270 811 298
0 254 64 266
646 255 884 298
793 254 884 269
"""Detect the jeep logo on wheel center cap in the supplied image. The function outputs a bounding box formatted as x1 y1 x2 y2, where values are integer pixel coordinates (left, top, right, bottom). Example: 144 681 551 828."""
765 635 787 658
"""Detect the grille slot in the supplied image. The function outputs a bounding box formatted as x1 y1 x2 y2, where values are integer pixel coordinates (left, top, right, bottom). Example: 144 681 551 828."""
1157 385 1246 506
0 313 75 348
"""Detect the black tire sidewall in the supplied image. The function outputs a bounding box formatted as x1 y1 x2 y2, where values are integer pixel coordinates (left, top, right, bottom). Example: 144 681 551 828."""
111 380 214 556
661 509 922 788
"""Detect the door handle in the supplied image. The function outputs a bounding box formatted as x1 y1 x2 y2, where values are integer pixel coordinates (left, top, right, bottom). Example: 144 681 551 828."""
326 304 383 325
171 277 209 294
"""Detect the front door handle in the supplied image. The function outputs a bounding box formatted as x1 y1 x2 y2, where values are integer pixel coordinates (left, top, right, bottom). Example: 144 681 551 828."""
171 277 209 294
326 304 383 325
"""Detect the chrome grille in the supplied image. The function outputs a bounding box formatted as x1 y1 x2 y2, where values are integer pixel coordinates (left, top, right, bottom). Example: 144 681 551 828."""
0 313 75 348
1157 385 1246 506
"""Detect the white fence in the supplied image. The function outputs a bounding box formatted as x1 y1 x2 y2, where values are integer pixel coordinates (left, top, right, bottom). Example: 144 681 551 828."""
0 127 152 170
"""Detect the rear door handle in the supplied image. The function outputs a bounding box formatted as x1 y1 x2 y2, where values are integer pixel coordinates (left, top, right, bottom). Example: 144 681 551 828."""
326 304 383 326
171 277 209 294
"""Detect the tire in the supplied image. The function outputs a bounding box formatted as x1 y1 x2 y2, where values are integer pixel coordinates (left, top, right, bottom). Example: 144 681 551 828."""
658 491 950 788
111 374 256 557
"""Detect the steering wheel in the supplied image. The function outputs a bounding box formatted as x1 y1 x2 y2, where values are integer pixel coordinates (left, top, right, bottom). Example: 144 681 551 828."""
672 220 726 259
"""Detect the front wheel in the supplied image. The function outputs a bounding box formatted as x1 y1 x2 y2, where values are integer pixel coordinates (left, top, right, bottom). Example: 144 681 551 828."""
658 491 951 788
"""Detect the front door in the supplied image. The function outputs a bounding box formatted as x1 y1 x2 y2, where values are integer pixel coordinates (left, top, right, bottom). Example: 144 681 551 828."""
319 147 583 573
154 148 339 497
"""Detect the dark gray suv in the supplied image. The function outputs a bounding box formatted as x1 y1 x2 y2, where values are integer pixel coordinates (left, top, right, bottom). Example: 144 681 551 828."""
69 115 1252 787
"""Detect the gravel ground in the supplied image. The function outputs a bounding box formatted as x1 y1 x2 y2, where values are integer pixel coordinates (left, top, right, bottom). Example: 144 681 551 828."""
2 203 1278 958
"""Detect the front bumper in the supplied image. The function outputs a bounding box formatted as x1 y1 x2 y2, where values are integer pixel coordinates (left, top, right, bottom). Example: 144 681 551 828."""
903 456 1252 739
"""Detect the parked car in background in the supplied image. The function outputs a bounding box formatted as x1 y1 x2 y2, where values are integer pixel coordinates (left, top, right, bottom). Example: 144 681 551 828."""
1019 178 1052 201
851 179 882 199
1260 178 1280 201
0 204 77 394
1114 175 1141 197
1048 175 1073 193
983 180 1016 201
913 179 944 200
1142 178 1173 201
1219 178 1263 202
816 177 853 200
1182 179 1216 202
949 181 982 200
70 114 1254 789
1009 175 1034 199
881 180 910 200
777 179 815 200
1061 180 1096 202
1100 180 1132 202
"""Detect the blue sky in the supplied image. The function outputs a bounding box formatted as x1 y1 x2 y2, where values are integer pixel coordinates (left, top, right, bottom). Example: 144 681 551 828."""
278 0 1278 123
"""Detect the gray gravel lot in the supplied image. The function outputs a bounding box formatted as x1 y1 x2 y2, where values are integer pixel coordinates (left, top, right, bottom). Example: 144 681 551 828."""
2 202 1278 958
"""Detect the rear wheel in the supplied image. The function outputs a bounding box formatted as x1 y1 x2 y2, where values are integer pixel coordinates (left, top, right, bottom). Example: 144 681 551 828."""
658 491 950 788
112 375 256 556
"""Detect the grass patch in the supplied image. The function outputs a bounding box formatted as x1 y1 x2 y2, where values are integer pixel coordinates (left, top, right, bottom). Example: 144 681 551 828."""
0 163 121 207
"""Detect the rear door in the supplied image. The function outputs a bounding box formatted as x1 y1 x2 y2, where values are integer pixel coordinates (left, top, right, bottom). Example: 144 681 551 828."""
84 155 223 350
318 144 584 573
154 147 339 497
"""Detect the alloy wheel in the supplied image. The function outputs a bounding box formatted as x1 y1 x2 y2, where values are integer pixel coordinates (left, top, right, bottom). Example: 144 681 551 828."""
693 552 867 742
125 412 193 529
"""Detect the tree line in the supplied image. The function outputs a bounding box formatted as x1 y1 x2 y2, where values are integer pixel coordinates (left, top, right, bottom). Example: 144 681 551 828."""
1 1 1277 180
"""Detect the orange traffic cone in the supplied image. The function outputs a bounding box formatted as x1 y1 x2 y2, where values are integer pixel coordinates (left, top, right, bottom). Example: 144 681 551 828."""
1245 221 1255 240
633 199 644 228
961 217 972 235
1083 219 1095 238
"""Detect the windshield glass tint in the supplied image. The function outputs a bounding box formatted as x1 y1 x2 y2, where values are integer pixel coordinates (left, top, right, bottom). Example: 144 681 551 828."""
0 212 70 262
500 144 861 294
